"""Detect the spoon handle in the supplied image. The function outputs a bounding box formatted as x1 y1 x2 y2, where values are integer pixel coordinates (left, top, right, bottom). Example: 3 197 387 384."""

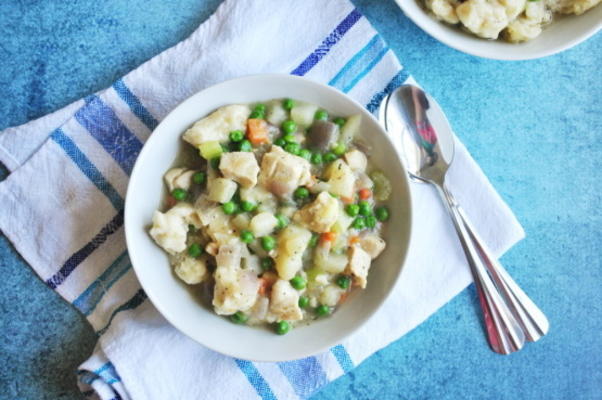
444 189 550 342
434 184 526 354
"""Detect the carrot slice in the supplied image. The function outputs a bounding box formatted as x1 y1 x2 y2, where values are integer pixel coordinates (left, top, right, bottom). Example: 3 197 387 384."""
349 236 360 246
247 118 269 145
358 188 372 200
321 232 336 244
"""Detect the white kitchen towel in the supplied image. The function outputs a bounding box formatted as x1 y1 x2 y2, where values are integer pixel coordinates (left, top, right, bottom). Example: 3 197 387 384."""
0 0 525 399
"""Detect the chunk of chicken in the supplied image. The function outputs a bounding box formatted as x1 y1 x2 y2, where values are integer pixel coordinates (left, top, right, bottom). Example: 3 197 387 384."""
149 203 200 255
183 104 251 147
174 255 208 284
219 152 260 188
293 191 339 233
275 224 312 280
164 168 196 192
359 235 386 259
344 149 367 172
549 0 601 15
259 146 312 198
346 245 372 289
207 178 237 203
213 242 260 315
206 209 238 245
269 279 303 321
426 0 461 24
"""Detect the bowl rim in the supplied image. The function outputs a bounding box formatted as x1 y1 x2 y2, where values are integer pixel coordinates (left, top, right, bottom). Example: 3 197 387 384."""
124 73 414 362
396 0 602 61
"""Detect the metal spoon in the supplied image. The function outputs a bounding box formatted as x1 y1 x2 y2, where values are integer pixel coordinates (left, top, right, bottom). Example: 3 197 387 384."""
380 84 549 354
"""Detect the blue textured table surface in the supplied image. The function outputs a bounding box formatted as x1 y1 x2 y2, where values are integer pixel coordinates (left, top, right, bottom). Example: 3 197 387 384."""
0 1 600 399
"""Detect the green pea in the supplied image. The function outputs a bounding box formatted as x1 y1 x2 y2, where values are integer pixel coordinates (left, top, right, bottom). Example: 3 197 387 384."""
290 276 307 290
229 130 244 142
283 98 295 111
358 200 372 216
345 204 360 217
294 187 309 199
283 133 297 143
261 236 276 251
351 217 366 230
221 143 230 153
323 152 337 163
239 139 252 152
316 305 331 317
332 142 346 156
192 171 206 185
230 311 249 324
187 243 203 258
249 110 264 119
375 206 390 222
309 233 319 248
275 320 290 335
284 142 300 155
336 275 351 289
333 117 346 127
282 120 297 134
274 137 286 147
240 230 254 243
261 257 274 271
298 296 309 308
310 152 323 165
210 157 221 170
253 104 266 114
222 201 238 215
275 214 289 229
241 200 257 212
171 188 187 201
298 149 312 161
315 109 328 121
365 215 377 229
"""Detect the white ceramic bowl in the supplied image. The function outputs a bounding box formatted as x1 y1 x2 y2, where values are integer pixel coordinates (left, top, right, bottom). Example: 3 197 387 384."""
396 0 602 60
125 74 412 362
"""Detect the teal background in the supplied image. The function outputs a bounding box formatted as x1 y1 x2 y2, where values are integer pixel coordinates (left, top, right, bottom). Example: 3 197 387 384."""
0 0 600 398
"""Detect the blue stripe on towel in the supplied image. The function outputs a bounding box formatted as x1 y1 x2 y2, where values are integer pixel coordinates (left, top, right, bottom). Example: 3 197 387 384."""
97 289 147 335
112 79 159 131
75 95 143 175
73 252 131 315
290 9 362 76
94 362 122 384
330 345 354 373
328 35 389 93
365 69 411 113
50 128 124 211
234 360 277 400
45 210 124 290
278 357 329 399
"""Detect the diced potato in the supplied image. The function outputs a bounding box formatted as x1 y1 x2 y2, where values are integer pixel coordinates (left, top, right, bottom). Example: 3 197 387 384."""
231 213 250 231
319 285 345 307
324 159 355 199
174 255 208 284
293 191 339 233
315 248 348 274
240 185 275 203
207 178 237 203
340 114 361 145
183 104 250 147
266 100 288 126
219 152 260 188
206 209 237 245
249 212 278 237
344 149 367 172
269 279 303 321
275 224 312 280
290 102 319 129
